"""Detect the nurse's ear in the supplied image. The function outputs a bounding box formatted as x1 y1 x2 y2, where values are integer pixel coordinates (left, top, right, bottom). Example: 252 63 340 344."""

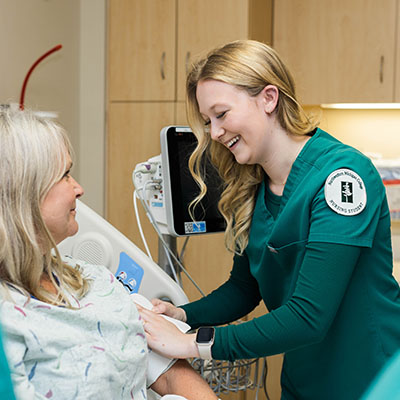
260 85 279 114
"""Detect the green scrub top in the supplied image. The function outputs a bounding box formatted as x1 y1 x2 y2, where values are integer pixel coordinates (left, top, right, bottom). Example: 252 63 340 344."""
182 129 400 399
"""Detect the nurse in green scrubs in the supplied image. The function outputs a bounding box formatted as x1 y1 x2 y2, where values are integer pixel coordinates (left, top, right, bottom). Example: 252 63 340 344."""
139 40 400 400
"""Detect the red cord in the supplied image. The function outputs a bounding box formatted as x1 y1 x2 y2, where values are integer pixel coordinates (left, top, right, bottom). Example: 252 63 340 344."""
19 44 62 110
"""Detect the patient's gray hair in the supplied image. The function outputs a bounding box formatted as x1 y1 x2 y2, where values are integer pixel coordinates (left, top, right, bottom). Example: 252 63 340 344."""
0 105 89 305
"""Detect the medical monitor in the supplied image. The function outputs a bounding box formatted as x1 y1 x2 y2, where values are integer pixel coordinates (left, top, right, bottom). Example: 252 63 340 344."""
160 126 226 236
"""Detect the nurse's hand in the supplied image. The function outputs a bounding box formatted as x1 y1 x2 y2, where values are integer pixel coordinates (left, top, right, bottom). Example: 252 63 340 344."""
138 307 198 359
151 298 187 322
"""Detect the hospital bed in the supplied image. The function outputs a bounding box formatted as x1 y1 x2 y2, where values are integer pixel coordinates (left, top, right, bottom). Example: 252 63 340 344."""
57 199 188 306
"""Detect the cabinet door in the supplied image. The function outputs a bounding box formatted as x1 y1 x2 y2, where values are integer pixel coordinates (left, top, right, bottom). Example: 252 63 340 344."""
108 0 176 101
107 102 174 256
273 0 397 104
176 0 250 101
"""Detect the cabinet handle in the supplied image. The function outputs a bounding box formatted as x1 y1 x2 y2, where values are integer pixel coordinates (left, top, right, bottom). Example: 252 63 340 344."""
379 55 384 84
160 52 166 80
185 51 191 75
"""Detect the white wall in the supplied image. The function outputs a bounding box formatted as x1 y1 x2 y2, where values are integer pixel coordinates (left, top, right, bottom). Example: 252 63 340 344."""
79 0 106 215
0 0 80 150
0 0 106 215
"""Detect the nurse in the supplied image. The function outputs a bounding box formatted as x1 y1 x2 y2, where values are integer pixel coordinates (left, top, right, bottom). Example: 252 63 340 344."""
139 40 400 399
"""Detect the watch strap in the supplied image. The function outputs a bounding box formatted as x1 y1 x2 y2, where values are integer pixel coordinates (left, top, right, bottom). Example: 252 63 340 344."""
197 341 213 360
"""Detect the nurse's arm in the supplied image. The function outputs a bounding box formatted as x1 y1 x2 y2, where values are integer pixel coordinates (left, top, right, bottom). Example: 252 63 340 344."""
150 359 218 399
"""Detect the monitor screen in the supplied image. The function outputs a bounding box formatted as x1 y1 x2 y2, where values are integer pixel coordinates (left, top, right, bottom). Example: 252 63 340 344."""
160 126 226 236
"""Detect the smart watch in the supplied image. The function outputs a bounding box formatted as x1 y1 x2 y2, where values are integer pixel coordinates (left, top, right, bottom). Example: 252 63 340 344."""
195 327 215 360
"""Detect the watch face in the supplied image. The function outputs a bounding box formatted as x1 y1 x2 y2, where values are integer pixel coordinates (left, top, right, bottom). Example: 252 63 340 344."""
196 327 214 343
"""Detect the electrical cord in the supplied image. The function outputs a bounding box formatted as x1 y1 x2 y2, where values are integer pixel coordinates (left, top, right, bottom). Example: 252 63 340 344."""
140 187 205 296
132 172 205 296
262 358 271 400
175 236 190 284
160 239 180 284
138 179 181 283
133 190 153 261
179 236 190 261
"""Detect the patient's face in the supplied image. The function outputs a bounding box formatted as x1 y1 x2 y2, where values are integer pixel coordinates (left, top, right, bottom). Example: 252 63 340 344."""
40 154 84 245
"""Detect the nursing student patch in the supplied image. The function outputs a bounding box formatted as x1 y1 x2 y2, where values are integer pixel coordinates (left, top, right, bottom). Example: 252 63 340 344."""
324 168 367 216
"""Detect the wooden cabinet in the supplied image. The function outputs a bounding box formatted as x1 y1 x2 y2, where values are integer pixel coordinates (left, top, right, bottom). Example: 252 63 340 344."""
273 0 399 104
108 0 271 102
176 0 272 101
108 0 176 101
107 102 174 258
107 0 273 264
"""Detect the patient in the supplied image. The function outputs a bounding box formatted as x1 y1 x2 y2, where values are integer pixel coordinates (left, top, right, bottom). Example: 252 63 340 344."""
0 104 216 400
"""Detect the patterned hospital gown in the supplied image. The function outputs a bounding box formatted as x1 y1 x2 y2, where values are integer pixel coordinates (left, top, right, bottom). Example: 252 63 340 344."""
0 259 163 400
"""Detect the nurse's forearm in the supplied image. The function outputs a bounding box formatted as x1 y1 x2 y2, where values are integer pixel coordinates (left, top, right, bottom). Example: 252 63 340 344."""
182 258 262 328
212 242 361 360
182 280 261 328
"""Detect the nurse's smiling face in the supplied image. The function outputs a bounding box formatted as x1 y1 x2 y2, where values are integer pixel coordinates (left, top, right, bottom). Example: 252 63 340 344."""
196 79 278 166
40 154 84 245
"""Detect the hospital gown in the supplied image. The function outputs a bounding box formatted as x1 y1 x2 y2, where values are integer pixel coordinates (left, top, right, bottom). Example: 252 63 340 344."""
0 258 171 400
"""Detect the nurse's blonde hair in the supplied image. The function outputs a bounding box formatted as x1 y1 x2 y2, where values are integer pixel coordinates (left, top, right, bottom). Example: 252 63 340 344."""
186 40 318 254
0 104 89 306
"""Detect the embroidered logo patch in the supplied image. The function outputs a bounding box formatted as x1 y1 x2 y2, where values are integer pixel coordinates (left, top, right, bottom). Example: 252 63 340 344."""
324 169 367 216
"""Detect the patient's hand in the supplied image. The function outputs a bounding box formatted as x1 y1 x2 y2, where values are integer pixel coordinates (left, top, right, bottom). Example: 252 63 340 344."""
151 299 187 322
138 307 199 360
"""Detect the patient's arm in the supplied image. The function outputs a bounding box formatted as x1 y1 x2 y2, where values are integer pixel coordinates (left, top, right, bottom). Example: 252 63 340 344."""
150 359 217 399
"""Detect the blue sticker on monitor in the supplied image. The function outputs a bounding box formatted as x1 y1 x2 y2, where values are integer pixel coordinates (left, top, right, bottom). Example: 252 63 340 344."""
115 252 144 293
184 221 206 234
